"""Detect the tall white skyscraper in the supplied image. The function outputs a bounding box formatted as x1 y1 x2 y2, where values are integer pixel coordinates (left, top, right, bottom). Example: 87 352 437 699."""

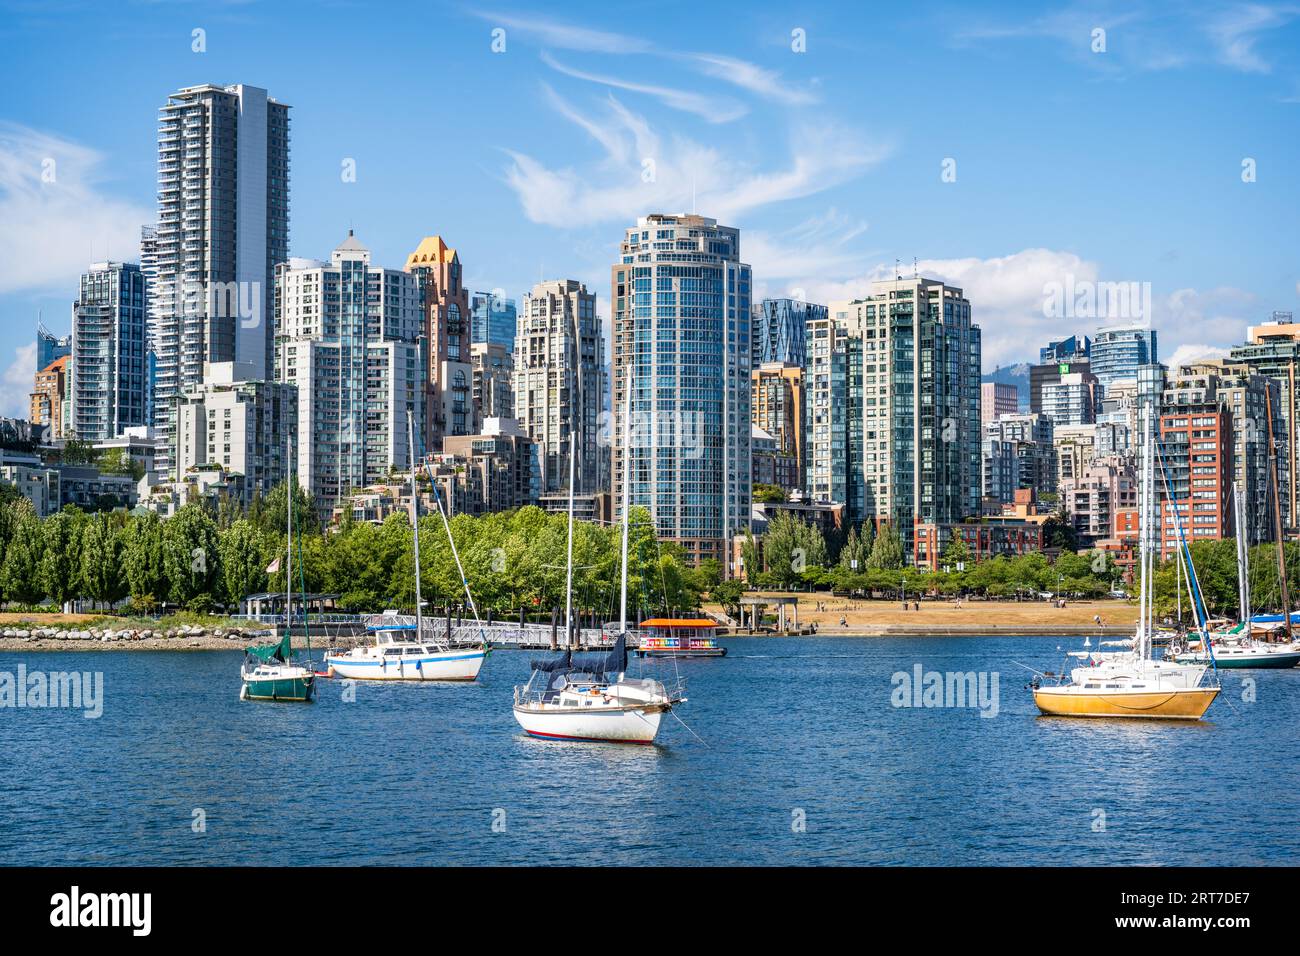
611 214 752 570
153 83 289 478
275 232 424 511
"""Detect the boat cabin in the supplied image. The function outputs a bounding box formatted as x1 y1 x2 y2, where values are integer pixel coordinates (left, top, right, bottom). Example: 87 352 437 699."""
638 618 721 652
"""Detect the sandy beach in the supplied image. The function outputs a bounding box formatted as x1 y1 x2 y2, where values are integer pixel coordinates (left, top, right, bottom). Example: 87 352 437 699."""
703 595 1139 636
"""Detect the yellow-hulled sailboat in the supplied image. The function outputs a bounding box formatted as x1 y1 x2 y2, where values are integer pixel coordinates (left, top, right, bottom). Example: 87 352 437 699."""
1032 401 1219 720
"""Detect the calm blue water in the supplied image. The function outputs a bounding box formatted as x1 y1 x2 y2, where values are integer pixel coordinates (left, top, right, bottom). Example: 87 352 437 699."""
2 637 1297 866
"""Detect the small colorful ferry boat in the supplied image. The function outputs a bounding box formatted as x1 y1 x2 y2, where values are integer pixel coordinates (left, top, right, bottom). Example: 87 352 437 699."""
635 619 727 658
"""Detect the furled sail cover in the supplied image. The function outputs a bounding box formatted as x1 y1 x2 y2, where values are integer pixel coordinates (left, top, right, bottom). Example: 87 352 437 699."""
530 634 628 675
245 635 291 663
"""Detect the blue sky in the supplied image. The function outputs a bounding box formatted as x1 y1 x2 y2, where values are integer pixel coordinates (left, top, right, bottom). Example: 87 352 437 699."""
1 0 1298 415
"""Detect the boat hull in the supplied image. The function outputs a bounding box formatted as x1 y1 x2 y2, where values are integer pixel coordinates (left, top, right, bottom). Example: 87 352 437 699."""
325 647 487 681
1033 686 1219 720
243 674 315 702
1173 650 1300 669
512 703 663 743
636 647 727 658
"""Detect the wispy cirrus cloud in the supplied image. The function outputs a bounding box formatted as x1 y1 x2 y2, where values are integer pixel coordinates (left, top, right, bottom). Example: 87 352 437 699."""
475 9 818 108
746 210 875 299
1204 2 1300 73
540 52 747 123
502 89 890 228
952 1 1300 76
479 10 654 53
679 52 819 106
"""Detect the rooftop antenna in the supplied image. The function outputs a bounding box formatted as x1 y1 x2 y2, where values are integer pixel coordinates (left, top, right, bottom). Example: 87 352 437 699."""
895 258 901 280
913 257 918 280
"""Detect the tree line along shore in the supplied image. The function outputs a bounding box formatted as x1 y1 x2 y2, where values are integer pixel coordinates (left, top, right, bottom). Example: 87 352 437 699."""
0 478 1292 639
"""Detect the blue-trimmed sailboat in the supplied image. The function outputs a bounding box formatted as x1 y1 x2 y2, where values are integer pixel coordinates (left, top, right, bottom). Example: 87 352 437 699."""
325 415 488 681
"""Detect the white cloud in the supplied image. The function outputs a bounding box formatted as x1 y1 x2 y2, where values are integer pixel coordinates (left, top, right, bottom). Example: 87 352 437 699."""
954 2 1300 75
503 90 890 228
477 11 817 106
762 248 1262 371
478 12 653 53
540 52 747 123
1160 285 1258 347
786 248 1101 368
1167 343 1232 368
745 209 873 298
681 53 819 106
0 342 36 419
1204 2 1299 73
0 122 150 295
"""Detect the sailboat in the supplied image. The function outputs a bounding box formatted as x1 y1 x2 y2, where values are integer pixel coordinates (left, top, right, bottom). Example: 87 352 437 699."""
241 634 316 702
512 364 684 743
325 416 488 682
1172 484 1300 669
241 420 315 702
1032 401 1219 719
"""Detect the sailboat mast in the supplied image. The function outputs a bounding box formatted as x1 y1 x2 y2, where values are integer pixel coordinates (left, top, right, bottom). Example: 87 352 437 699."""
285 394 293 641
1234 484 1250 625
564 402 577 650
1265 387 1291 640
1140 400 1154 659
619 363 631 634
409 414 423 638
1176 546 1182 625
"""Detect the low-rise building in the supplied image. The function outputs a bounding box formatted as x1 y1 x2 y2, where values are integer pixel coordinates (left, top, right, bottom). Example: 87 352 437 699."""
30 355 70 441
752 424 799 493
175 362 296 506
442 417 537 515
1059 454 1137 545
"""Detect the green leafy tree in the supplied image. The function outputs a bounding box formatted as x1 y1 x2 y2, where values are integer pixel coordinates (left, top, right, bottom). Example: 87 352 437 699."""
62 439 96 465
123 511 167 608
762 511 827 588
39 508 84 608
1041 514 1079 552
868 523 904 570
79 512 126 608
0 497 44 605
940 534 972 572
256 480 318 538
711 579 745 620
220 519 267 605
162 504 221 608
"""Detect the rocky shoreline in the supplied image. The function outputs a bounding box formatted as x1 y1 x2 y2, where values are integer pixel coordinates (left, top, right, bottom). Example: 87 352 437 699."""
0 624 330 652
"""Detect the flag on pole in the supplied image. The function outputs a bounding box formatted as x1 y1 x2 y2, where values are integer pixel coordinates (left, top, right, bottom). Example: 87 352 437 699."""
266 556 281 574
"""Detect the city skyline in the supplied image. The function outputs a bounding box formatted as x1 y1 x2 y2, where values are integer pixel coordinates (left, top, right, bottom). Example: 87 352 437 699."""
3 1 1299 417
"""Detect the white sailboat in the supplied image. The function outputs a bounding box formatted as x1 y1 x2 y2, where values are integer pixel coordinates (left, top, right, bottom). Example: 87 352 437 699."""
512 364 684 743
1032 401 1220 719
326 416 488 682
1172 484 1300 669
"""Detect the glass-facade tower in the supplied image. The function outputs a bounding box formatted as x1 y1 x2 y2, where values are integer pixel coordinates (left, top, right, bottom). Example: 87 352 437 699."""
611 214 751 570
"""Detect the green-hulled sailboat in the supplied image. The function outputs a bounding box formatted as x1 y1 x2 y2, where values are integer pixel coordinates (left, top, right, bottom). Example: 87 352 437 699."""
241 635 316 702
240 352 316 703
